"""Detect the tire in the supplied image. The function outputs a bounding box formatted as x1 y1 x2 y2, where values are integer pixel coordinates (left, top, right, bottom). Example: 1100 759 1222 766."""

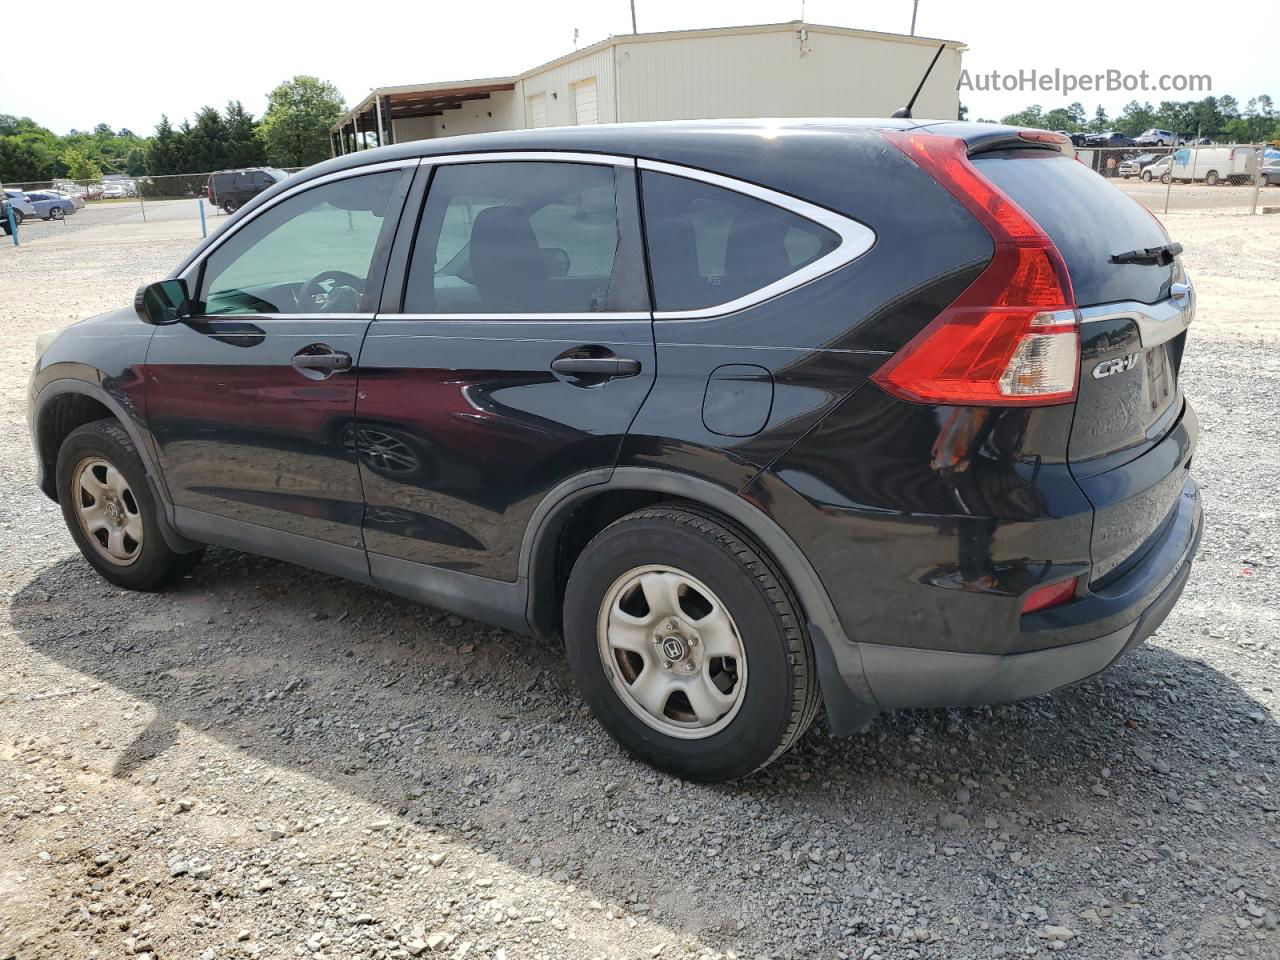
563 504 819 782
1204 170 1219 186
12 210 24 224
1161 173 1172 184
49 206 65 220
1141 171 1153 182
221 198 239 215
56 420 204 591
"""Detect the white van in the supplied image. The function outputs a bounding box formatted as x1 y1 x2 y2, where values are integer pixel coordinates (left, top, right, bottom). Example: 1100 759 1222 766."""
1170 146 1259 185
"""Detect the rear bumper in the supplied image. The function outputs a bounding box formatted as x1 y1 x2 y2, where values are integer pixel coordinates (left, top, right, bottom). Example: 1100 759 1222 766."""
858 474 1201 710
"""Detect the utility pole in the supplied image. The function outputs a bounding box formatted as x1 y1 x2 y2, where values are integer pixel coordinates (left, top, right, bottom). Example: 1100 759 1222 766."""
910 0 919 35
630 0 637 33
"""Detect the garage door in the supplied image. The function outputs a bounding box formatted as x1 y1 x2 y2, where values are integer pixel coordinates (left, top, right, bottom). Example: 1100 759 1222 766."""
574 78 598 125
528 94 548 128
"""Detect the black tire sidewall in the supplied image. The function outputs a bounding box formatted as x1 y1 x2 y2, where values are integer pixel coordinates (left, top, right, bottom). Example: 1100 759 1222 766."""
565 516 801 782
55 422 191 590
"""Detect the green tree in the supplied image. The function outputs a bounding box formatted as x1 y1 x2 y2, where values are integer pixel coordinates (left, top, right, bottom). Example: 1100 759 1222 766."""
225 100 268 167
62 146 102 181
1089 105 1110 132
1116 100 1158 137
145 114 180 176
260 76 344 168
1001 105 1046 128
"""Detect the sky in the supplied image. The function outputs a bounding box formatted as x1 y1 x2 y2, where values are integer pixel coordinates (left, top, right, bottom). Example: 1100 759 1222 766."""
2 0 1274 135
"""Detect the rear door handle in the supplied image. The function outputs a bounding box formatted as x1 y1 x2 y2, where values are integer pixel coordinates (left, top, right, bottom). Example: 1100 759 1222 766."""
550 356 641 378
291 344 353 379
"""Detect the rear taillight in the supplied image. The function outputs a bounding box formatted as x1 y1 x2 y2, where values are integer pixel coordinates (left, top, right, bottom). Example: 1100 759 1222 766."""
874 131 1079 406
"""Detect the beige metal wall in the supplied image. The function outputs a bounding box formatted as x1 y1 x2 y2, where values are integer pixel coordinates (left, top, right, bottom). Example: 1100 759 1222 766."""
516 47 617 127
614 27 961 123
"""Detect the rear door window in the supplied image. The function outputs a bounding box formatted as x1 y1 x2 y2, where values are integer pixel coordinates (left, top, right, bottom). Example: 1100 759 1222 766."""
640 170 840 312
403 161 638 314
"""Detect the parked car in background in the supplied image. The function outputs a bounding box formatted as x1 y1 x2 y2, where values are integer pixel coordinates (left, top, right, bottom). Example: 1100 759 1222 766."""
1085 131 1136 147
23 191 78 220
0 189 10 236
1170 146 1259 185
1142 156 1174 182
205 167 289 214
28 120 1202 782
1135 129 1178 147
100 182 135 199
52 182 102 202
47 187 86 210
1063 131 1088 146
4 188 37 223
1119 153 1159 178
1261 157 1280 186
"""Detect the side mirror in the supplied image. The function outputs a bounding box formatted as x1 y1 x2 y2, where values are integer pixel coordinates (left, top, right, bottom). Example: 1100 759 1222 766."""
134 278 192 325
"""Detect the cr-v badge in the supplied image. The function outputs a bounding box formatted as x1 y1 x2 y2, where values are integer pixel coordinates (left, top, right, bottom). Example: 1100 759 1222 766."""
1092 353 1140 379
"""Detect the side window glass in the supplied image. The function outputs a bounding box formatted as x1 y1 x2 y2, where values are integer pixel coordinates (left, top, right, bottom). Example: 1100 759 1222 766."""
640 170 840 312
199 171 401 316
404 161 619 314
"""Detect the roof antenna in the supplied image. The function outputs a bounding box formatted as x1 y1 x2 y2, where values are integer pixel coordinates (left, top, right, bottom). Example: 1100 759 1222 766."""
890 42 946 119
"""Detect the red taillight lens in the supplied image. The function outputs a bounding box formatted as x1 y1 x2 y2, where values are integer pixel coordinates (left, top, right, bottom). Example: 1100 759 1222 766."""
1021 576 1079 614
874 132 1079 406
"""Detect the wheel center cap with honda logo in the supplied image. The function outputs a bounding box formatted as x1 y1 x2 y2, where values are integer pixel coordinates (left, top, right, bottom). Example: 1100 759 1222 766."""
661 636 687 661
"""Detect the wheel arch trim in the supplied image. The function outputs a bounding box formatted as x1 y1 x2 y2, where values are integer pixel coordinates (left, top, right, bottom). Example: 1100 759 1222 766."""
520 466 882 732
32 378 200 553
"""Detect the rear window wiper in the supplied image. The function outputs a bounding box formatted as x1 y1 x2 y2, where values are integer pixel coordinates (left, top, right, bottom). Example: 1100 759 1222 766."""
1110 242 1183 266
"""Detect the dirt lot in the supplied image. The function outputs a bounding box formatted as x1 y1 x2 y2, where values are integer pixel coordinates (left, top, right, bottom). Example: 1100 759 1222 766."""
1111 177 1277 215
1 213 1278 960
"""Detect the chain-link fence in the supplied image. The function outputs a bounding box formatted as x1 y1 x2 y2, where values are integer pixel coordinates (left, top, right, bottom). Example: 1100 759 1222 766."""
1076 143 1277 216
3 169 305 245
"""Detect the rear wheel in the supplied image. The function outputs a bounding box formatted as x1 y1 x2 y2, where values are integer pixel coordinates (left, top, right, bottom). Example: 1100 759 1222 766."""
221 198 239 214
56 420 204 591
49 206 65 220
564 505 818 782
1204 170 1219 186
1161 173 1172 184
1141 171 1153 182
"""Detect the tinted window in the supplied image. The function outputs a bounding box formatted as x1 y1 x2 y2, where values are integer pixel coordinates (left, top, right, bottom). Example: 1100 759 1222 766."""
640 171 839 312
404 161 620 314
973 151 1172 305
199 171 400 316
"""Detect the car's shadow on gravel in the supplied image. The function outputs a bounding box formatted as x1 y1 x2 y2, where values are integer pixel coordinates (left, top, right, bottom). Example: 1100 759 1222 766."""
11 549 1278 946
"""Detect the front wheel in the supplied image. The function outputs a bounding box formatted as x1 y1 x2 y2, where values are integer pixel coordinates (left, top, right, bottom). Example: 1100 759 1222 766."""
49 206 65 220
1204 170 1219 186
56 420 204 590
1141 171 1153 182
564 505 819 782
221 198 239 214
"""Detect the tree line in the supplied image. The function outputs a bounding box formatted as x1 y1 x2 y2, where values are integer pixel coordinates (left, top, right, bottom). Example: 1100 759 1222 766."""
983 94 1279 142
0 76 345 185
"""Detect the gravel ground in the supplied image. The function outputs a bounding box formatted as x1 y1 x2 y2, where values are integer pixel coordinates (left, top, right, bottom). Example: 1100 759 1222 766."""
1 214 1277 960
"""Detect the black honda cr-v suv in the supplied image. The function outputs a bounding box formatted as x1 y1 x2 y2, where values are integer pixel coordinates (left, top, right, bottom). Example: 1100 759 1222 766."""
29 120 1201 781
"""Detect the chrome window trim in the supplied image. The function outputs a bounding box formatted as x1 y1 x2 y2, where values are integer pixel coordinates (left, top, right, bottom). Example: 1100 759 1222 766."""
177 159 421 283
379 313 651 322
1077 278 1194 349
179 313 376 322
421 150 636 168
637 158 877 320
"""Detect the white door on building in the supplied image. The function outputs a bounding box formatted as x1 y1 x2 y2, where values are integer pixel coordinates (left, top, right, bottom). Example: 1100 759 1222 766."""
528 94 548 128
574 78 598 125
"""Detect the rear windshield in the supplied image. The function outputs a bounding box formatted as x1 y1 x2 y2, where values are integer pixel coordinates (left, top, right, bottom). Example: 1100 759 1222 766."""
973 150 1173 306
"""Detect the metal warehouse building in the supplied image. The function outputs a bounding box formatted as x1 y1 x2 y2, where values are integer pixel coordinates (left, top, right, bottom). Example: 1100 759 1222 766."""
330 21 965 152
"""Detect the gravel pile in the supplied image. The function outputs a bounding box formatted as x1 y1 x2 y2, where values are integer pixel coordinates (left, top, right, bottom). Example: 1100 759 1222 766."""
1 215 1277 960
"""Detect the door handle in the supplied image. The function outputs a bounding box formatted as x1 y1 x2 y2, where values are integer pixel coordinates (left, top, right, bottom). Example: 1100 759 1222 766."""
550 356 641 378
291 344 352 380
